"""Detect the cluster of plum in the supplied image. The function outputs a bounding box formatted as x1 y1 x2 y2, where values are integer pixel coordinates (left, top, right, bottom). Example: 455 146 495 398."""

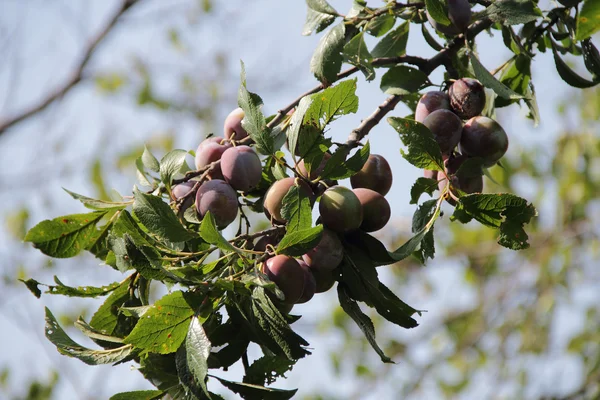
170 107 396 309
416 78 509 199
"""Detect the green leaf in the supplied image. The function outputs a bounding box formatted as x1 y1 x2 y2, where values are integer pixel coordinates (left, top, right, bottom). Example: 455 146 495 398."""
75 317 126 344
109 391 164 400
425 0 451 25
90 278 133 335
287 96 313 159
495 54 532 108
582 39 600 81
470 52 526 100
118 235 180 282
551 41 598 88
280 185 312 232
199 211 237 253
410 177 439 205
133 187 196 242
380 65 430 95
451 193 537 250
366 13 395 37
42 277 121 298
44 308 134 365
322 141 370 180
211 375 297 400
343 32 375 81
176 316 211 398
337 284 393 363
576 0 600 40
24 211 107 258
244 355 294 386
305 79 359 127
238 61 274 154
421 24 443 51
371 22 410 58
160 149 188 188
310 23 346 86
20 278 42 298
303 0 339 36
388 117 444 171
124 291 203 354
390 198 442 260
63 188 131 210
142 146 161 173
479 0 542 25
276 225 324 257
306 0 338 14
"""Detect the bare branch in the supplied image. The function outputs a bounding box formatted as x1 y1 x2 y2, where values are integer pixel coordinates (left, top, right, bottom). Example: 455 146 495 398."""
0 0 140 135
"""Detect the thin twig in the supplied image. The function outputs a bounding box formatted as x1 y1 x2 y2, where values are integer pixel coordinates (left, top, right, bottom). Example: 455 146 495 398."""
0 0 140 135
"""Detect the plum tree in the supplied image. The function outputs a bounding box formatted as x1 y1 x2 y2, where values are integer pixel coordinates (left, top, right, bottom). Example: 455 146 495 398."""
263 177 313 224
262 255 306 304
223 108 248 140
415 91 450 123
195 179 238 229
350 154 393 196
220 145 262 192
194 138 231 179
448 0 472 32
423 109 463 154
296 260 317 304
301 228 343 271
353 188 391 232
319 186 363 233
449 78 486 120
459 116 509 167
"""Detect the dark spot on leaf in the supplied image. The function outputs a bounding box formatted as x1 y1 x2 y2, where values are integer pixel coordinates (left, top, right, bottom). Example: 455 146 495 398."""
62 219 69 223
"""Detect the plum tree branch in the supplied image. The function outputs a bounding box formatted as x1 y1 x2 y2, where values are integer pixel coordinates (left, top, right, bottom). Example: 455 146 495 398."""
0 0 140 135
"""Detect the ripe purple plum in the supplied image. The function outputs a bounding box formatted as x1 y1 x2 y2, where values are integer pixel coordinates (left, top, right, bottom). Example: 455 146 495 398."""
438 153 483 195
350 154 393 196
296 260 317 304
415 91 451 123
170 181 196 212
353 188 391 232
195 179 238 229
220 145 262 192
423 109 463 154
262 255 305 304
319 186 363 233
263 177 313 224
311 268 336 293
194 138 231 179
448 0 472 32
301 229 343 272
254 233 281 252
223 108 248 141
449 78 486 120
459 116 509 167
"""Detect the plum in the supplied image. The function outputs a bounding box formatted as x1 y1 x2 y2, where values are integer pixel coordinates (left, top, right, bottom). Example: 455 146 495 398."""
220 145 262 192
195 179 238 229
311 268 336 293
350 154 393 196
262 255 305 304
448 0 472 32
438 153 483 196
194 138 231 179
171 181 196 212
415 91 451 123
427 11 460 36
353 188 391 232
319 186 363 233
423 109 463 154
254 233 281 252
301 229 344 272
296 260 317 304
459 116 509 167
223 108 249 141
449 78 486 120
263 177 313 224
